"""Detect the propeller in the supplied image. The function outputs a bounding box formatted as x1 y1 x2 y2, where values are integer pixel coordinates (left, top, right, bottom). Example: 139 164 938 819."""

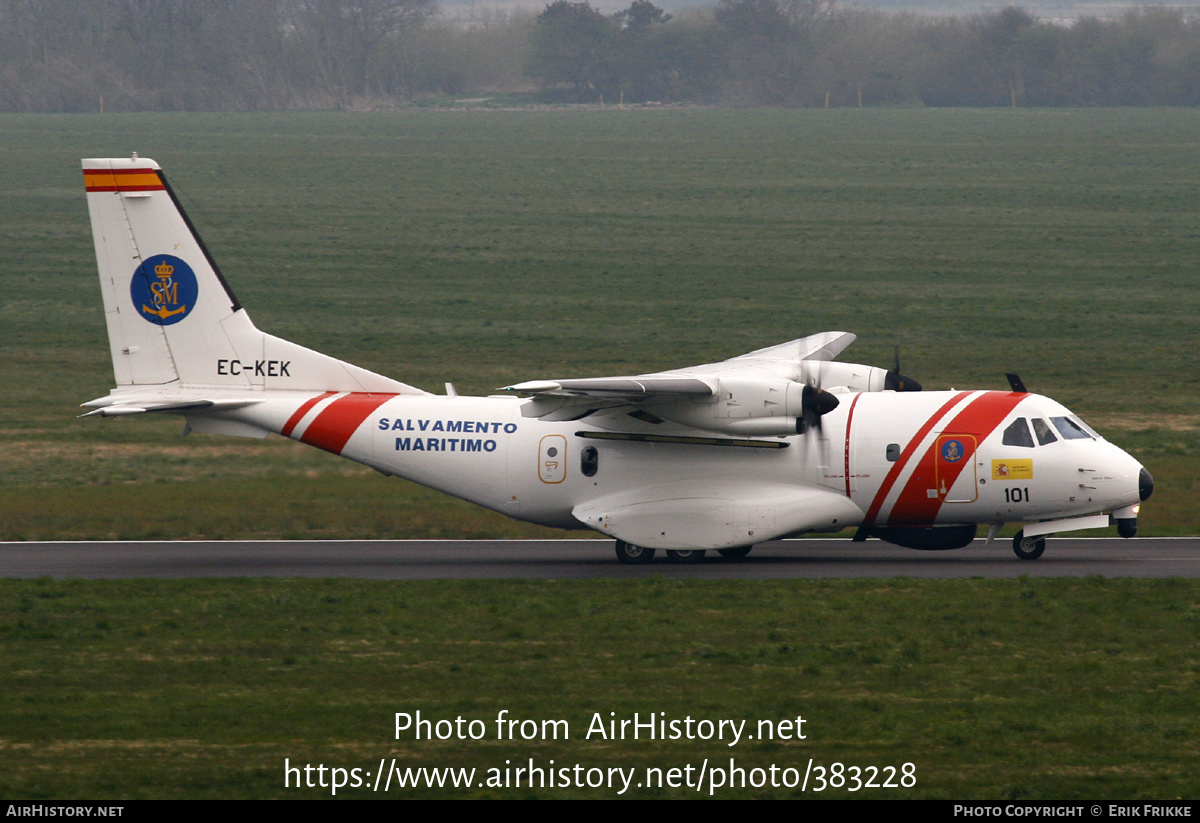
799 383 839 433
884 346 922 392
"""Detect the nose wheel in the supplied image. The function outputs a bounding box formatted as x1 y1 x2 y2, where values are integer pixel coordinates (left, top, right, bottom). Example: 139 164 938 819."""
1012 530 1046 560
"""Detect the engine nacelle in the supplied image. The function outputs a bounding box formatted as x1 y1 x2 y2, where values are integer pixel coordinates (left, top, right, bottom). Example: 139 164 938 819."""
668 415 805 436
652 377 839 436
803 360 890 392
802 360 921 393
653 377 802 434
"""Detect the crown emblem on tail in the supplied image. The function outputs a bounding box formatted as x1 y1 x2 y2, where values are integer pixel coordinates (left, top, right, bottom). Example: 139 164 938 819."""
131 254 197 325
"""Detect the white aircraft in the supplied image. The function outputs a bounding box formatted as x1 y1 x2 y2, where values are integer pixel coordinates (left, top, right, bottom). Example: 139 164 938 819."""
81 156 1153 563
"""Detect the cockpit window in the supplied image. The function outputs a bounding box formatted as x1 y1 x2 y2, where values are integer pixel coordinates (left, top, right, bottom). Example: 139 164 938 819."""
1002 418 1034 448
1032 418 1058 445
1070 415 1102 439
1051 416 1093 440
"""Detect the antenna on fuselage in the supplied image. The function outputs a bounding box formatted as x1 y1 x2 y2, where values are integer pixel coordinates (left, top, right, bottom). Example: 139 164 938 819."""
1006 373 1027 393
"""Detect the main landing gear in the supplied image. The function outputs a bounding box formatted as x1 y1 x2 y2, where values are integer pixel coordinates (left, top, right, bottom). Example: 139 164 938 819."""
614 540 655 564
614 541 754 564
1012 529 1046 561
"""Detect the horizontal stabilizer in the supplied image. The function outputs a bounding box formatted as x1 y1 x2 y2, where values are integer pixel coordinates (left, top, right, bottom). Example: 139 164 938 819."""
79 396 262 418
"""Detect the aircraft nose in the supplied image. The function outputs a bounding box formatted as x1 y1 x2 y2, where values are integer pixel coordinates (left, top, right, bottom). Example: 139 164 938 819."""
1139 467 1154 502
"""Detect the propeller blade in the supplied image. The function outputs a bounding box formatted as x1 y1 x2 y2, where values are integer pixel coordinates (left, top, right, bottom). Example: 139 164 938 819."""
884 371 922 392
885 345 922 392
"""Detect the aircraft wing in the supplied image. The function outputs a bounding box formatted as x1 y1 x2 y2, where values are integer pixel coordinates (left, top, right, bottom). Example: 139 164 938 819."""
504 375 714 399
502 331 855 421
670 330 856 379
501 376 713 421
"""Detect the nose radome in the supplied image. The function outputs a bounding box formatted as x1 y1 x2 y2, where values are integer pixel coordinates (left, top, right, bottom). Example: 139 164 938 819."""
1139 467 1154 502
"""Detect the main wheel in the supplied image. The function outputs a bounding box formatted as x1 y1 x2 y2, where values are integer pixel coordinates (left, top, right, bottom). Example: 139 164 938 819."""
615 540 655 564
717 546 752 559
665 549 705 564
1012 530 1046 560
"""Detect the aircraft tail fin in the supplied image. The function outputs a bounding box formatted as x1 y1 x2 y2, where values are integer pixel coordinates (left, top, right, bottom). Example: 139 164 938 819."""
82 157 424 396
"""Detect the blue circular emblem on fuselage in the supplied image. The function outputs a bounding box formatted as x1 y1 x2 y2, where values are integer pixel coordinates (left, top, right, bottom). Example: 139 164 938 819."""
130 254 198 326
941 439 965 463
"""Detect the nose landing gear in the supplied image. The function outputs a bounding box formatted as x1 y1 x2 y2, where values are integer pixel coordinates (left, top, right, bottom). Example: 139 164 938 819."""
1012 530 1046 560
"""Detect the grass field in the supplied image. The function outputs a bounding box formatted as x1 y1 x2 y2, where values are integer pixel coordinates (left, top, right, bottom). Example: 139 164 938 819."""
2 108 1198 538
1 109 1198 798
2 576 1198 799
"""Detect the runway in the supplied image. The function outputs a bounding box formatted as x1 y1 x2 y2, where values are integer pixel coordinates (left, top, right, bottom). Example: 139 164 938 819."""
1 537 1198 579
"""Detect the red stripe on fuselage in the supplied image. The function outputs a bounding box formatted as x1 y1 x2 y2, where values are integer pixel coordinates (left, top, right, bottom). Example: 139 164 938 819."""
299 393 396 455
281 391 337 438
885 391 1026 526
844 393 862 498
864 391 973 524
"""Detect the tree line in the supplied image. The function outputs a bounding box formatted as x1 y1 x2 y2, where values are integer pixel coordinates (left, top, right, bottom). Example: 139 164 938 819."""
3 0 1200 111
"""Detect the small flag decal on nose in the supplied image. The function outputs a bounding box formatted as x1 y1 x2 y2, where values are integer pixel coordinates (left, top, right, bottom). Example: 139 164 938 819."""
993 459 1033 480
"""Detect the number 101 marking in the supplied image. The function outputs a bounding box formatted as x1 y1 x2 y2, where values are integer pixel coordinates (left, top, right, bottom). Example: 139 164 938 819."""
1004 487 1030 503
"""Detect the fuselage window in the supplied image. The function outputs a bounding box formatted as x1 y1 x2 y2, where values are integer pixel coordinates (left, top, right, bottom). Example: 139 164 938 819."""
581 446 599 477
1032 418 1058 445
1002 418 1035 448
886 443 900 462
